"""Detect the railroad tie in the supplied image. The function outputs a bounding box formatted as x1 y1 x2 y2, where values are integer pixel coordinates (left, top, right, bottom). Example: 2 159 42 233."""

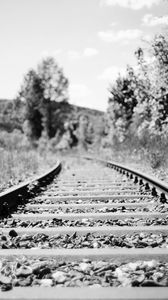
0 157 168 299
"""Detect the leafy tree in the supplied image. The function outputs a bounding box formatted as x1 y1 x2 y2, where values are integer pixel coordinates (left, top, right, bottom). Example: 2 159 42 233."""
19 70 43 140
106 30 168 159
107 66 138 142
149 34 168 133
18 57 69 140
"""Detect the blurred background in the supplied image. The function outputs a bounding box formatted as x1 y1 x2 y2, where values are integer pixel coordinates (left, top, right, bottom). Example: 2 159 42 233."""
0 0 168 189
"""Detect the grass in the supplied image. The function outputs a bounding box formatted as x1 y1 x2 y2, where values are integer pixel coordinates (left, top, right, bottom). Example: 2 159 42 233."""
1 128 168 193
0 131 60 193
0 146 61 193
97 146 168 184
0 149 37 191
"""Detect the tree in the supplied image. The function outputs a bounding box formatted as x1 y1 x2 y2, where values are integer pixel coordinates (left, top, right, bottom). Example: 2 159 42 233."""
106 30 168 156
37 57 69 137
18 57 69 140
149 34 168 134
107 66 138 143
19 70 43 140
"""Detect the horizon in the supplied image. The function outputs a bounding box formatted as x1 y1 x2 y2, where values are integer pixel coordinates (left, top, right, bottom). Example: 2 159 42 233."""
0 0 167 111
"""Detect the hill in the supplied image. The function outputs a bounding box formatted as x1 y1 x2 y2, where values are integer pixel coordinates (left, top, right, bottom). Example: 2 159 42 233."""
0 99 104 144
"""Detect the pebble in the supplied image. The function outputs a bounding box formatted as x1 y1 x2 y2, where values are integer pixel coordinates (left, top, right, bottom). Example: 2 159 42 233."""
29 196 154 205
15 204 166 214
16 266 33 277
52 271 67 283
9 229 18 238
1 232 168 249
32 261 48 273
1 216 168 228
18 277 32 286
1 283 12 291
79 262 90 272
40 279 53 287
143 260 158 268
0 275 12 284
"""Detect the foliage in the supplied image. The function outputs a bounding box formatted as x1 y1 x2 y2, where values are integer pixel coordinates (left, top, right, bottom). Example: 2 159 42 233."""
0 99 25 132
0 129 59 192
18 57 69 139
106 31 168 168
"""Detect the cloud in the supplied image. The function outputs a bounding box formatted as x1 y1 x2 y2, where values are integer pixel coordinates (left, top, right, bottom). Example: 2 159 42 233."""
67 48 99 61
83 48 99 57
98 29 142 43
53 49 62 56
67 50 81 61
110 21 117 27
98 66 126 82
100 0 161 10
142 14 168 26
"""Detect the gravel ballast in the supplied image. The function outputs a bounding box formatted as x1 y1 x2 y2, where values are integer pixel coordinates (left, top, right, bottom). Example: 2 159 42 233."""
1 232 168 249
15 204 168 214
0 257 168 291
28 196 157 205
1 216 168 228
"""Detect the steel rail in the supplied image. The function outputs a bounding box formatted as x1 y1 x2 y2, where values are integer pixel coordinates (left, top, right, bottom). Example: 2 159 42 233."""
1 156 168 299
85 157 168 203
0 161 62 211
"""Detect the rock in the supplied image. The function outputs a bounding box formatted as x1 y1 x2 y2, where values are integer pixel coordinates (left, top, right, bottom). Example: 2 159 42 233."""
81 218 89 223
93 261 108 271
159 276 168 286
1 283 12 291
0 275 12 284
127 262 139 271
20 234 32 241
82 241 90 247
16 266 33 277
32 261 47 273
38 267 51 278
114 267 124 279
40 279 53 287
152 272 164 282
142 280 164 287
131 274 145 286
52 271 67 283
18 277 32 286
93 241 100 248
19 241 29 248
143 260 158 269
9 230 18 238
1 243 10 249
79 262 90 272
1 235 7 241
89 284 101 288
82 258 90 263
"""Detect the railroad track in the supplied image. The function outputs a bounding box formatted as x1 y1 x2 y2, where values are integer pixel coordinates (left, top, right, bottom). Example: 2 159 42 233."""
0 156 168 299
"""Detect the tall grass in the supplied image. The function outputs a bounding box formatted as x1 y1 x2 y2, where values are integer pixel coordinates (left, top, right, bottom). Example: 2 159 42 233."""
0 130 57 192
0 149 39 189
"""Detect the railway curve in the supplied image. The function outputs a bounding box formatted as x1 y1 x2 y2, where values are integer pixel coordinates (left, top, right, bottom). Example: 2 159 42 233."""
0 156 168 299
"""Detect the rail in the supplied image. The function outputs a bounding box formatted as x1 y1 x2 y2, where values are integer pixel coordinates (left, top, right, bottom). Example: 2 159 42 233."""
85 156 168 202
0 156 168 299
0 160 62 213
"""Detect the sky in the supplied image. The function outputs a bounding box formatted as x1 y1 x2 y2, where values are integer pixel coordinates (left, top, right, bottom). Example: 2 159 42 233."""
0 0 167 111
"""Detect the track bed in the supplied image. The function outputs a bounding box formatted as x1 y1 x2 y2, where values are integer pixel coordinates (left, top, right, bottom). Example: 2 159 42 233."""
0 156 168 299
